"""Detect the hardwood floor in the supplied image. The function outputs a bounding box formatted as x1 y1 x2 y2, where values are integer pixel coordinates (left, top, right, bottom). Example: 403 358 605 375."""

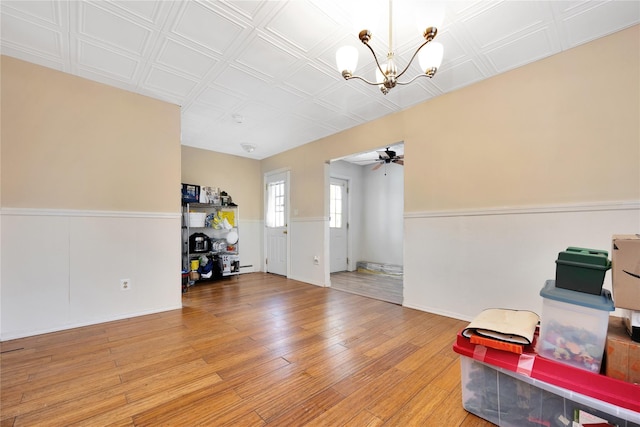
330 271 403 305
0 273 492 426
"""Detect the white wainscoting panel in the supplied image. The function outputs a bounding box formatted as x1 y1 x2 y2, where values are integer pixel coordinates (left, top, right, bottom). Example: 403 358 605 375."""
289 217 328 287
403 202 640 321
237 219 263 274
1 209 182 340
2 214 72 336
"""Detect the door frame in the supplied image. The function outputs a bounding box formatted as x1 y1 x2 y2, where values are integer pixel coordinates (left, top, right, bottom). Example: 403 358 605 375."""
263 168 291 277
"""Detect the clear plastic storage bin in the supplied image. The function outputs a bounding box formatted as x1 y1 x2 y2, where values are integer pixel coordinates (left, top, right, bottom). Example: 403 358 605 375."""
537 280 614 372
460 356 640 427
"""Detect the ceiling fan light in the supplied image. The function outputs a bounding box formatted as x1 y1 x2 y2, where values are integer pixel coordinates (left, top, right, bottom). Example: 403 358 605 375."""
418 42 443 74
336 45 359 77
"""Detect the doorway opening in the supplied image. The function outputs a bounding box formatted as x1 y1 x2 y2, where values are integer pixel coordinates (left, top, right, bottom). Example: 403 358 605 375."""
328 143 404 304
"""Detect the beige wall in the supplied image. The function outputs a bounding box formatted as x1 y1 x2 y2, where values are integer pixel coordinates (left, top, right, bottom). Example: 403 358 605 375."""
403 25 639 212
262 25 640 216
181 146 262 220
1 56 181 212
1 56 182 339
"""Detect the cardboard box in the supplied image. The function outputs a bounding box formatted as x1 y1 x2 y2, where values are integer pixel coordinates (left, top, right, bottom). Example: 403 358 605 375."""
611 235 640 310
605 316 640 384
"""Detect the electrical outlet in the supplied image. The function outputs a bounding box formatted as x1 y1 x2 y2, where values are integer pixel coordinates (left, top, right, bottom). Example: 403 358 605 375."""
120 279 131 291
313 256 319 265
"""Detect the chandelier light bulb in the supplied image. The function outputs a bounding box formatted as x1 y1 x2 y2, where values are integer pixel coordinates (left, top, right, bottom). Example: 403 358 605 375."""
418 42 443 76
375 65 387 94
336 45 359 77
375 66 384 84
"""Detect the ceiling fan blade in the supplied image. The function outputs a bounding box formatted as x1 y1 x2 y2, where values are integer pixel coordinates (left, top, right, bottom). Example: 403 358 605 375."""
394 159 404 166
372 162 383 170
396 154 404 159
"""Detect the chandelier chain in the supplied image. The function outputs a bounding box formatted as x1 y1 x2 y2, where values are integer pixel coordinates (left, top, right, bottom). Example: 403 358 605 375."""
388 0 393 54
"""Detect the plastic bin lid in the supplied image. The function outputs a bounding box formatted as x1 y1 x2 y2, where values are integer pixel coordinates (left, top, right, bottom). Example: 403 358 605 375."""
557 247 610 267
540 280 614 311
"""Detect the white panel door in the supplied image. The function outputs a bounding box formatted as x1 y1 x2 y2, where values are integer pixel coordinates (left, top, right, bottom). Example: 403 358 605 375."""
330 177 348 273
265 171 288 276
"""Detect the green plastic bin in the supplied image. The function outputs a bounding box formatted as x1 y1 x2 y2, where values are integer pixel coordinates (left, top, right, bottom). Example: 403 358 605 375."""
555 247 611 295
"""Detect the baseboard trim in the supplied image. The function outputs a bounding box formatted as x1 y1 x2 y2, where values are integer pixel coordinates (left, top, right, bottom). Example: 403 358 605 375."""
402 302 471 323
288 275 327 287
0 304 183 341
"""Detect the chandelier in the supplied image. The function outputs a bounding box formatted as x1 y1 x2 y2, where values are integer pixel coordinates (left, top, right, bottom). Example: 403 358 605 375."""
336 0 444 95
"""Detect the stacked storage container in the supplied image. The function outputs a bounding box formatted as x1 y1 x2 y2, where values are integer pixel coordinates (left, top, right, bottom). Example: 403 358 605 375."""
537 247 613 373
454 246 640 426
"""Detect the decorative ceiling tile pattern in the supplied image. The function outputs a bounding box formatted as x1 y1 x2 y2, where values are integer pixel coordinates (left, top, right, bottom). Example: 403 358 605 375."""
1 0 638 160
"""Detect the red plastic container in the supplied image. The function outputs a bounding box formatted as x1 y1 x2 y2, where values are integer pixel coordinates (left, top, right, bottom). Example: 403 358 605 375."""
453 331 640 423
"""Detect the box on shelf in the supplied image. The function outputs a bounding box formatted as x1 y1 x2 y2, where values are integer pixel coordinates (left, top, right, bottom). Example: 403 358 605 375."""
537 280 614 373
181 183 200 203
555 247 611 295
453 332 640 425
186 212 206 227
622 309 640 343
605 316 640 384
221 254 239 276
612 235 640 310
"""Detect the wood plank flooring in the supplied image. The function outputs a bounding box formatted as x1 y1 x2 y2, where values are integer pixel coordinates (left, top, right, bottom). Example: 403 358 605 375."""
0 273 492 426
330 271 403 305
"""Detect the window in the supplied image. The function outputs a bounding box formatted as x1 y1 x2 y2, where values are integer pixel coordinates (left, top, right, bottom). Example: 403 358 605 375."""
329 183 342 228
266 180 285 228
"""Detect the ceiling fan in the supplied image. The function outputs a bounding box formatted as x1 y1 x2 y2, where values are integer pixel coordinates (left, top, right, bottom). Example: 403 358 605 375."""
372 147 404 170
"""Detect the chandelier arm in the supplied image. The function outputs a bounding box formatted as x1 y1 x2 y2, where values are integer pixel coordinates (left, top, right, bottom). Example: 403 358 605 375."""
395 73 430 85
395 39 430 80
362 40 388 81
345 74 385 86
